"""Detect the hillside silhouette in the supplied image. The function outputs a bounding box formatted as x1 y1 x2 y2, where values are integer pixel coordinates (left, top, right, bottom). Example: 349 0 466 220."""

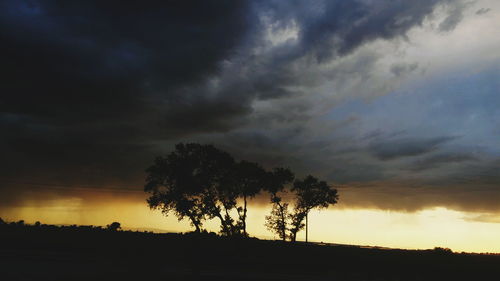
1 220 499 281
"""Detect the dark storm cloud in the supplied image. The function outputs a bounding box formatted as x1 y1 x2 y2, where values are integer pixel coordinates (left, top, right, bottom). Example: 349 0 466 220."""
369 136 458 160
0 112 154 188
0 0 456 144
448 159 500 186
1 0 480 214
406 153 478 172
0 0 253 187
258 0 450 62
338 181 500 213
195 0 461 112
0 0 251 130
328 163 385 184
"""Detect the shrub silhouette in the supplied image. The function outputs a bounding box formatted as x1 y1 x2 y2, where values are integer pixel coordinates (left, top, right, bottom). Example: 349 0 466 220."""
106 222 121 231
433 247 453 254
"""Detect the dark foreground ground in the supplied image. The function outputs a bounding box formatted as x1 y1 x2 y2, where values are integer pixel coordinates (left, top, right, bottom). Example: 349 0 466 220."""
1 225 500 281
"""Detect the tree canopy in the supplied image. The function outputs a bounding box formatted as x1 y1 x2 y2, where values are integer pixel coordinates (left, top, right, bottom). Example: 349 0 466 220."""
144 143 235 233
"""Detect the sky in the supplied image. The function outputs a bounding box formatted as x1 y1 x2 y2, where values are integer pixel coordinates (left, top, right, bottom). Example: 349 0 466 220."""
1 0 499 252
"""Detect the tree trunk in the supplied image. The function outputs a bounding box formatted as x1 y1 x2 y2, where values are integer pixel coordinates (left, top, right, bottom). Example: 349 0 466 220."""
216 213 229 235
188 214 201 233
305 212 308 243
242 194 248 236
278 202 286 241
193 222 201 233
223 204 235 235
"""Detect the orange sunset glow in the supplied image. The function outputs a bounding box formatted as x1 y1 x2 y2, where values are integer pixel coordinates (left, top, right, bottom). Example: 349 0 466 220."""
3 187 500 253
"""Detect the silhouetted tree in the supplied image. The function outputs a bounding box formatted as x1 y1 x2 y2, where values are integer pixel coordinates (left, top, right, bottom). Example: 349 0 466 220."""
229 160 268 236
0 217 5 225
264 168 295 241
145 143 237 234
265 199 290 241
147 143 334 240
288 176 338 242
265 174 338 242
106 222 121 231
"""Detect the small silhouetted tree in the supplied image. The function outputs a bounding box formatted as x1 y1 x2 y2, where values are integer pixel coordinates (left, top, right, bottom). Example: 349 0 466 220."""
265 174 338 242
106 222 121 231
265 200 289 241
0 217 5 225
288 176 338 242
264 168 295 241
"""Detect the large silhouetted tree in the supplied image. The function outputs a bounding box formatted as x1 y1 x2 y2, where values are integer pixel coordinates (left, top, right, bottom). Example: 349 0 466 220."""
145 143 272 236
144 143 235 233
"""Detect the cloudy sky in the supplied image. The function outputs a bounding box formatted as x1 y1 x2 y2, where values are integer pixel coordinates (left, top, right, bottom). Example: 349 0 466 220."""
1 0 499 251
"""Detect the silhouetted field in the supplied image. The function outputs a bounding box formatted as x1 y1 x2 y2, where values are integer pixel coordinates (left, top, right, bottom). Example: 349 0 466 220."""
1 223 499 281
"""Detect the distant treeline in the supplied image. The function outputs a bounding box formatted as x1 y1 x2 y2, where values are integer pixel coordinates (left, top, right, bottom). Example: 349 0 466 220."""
0 218 231 239
144 143 338 241
0 218 125 232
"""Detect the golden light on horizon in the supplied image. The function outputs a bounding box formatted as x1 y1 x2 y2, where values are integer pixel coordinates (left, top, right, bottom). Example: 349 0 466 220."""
305 207 500 253
2 192 500 254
